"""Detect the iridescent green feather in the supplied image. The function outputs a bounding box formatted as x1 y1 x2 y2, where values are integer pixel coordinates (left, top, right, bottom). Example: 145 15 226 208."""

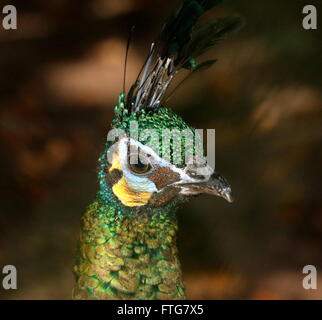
73 201 185 300
73 0 242 300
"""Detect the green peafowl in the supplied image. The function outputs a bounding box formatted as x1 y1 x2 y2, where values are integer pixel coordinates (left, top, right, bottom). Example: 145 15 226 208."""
73 0 243 300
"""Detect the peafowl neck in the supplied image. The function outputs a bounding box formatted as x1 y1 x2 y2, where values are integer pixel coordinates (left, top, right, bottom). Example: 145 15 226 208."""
73 195 186 300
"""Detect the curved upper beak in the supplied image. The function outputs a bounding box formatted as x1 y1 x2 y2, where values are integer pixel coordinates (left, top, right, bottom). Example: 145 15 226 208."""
178 171 233 203
201 172 234 203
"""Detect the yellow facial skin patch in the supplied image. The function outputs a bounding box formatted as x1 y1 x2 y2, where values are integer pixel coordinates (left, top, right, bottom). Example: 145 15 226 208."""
109 152 152 207
112 177 152 207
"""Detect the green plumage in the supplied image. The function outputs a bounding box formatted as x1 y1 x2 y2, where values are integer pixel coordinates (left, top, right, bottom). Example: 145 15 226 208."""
73 109 192 299
112 107 199 166
73 107 194 299
73 108 192 299
73 0 242 300
73 200 185 300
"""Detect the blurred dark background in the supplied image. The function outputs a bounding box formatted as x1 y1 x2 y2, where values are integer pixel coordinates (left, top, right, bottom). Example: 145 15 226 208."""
0 0 321 299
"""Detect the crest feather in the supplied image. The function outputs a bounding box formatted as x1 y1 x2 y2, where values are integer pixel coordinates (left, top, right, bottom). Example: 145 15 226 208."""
120 0 244 116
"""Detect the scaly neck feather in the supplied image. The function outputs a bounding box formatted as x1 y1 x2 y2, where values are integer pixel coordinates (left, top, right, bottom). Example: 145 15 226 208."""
73 192 186 300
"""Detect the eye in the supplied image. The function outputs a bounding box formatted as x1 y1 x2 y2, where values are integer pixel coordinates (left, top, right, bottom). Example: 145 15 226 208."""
129 158 152 175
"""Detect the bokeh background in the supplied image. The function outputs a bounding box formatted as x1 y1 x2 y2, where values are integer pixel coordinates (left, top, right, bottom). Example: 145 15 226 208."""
1 0 321 299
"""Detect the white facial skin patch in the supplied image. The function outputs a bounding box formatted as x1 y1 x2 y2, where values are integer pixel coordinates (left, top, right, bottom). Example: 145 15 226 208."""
113 137 215 195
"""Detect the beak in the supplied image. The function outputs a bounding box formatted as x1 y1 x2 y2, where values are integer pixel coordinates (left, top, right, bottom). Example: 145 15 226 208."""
178 171 234 203
201 172 234 203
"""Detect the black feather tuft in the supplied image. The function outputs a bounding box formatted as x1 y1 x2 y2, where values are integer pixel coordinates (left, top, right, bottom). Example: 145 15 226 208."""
122 0 244 113
160 0 224 59
179 15 245 68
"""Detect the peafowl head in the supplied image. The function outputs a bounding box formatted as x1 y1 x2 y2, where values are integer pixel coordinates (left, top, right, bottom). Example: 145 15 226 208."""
98 103 233 209
97 0 243 210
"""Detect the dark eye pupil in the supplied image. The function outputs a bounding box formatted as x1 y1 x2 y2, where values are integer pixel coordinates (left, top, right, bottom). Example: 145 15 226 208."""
129 159 151 174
